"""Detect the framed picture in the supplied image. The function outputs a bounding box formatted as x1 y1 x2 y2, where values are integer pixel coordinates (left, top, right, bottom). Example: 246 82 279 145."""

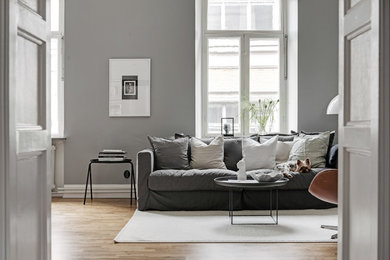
123 81 136 95
122 76 138 100
109 59 151 117
221 118 234 137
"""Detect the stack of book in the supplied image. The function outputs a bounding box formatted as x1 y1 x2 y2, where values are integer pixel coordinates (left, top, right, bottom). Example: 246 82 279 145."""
98 149 127 161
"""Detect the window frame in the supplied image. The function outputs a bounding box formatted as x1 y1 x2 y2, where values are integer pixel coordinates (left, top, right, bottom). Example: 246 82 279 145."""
50 0 65 138
199 0 288 137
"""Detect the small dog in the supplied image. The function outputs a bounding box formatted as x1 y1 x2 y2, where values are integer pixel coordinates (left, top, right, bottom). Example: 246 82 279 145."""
275 158 312 178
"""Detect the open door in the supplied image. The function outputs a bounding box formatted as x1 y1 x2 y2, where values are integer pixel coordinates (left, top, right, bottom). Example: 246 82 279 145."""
339 0 390 259
1 0 52 259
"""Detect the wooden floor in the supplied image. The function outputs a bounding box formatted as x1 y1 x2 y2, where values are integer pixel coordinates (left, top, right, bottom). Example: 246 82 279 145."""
52 198 337 260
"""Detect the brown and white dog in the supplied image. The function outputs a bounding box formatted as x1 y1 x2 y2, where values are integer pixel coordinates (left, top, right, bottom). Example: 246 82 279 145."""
275 158 312 178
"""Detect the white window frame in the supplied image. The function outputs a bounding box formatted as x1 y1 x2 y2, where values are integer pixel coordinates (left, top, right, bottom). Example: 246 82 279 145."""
50 0 65 138
197 0 288 137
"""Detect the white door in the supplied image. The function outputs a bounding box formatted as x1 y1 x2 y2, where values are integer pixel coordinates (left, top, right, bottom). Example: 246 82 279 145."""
2 0 52 259
338 0 389 259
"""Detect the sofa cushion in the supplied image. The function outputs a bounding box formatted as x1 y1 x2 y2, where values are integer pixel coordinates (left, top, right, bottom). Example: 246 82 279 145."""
259 138 294 164
223 138 243 171
190 136 227 169
147 136 190 170
247 168 327 190
242 136 278 170
300 130 336 167
288 132 330 168
175 134 258 171
149 168 327 192
259 133 296 142
148 169 237 191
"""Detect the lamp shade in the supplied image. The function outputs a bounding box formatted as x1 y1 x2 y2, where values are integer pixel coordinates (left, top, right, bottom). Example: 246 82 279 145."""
326 95 339 115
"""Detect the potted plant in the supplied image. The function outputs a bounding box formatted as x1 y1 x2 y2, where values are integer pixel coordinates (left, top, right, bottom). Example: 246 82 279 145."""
244 98 279 134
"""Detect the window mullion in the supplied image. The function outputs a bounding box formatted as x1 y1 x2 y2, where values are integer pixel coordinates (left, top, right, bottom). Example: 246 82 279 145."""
241 34 250 136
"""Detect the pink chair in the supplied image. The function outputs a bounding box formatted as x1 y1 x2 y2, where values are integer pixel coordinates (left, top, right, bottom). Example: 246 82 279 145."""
309 169 338 239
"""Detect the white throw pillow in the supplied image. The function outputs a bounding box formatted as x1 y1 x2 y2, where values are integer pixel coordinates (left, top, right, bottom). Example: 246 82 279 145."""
275 141 294 163
260 137 294 163
242 136 278 171
190 136 226 169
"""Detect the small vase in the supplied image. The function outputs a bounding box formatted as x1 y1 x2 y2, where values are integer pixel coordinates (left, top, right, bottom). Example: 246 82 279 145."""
257 125 267 135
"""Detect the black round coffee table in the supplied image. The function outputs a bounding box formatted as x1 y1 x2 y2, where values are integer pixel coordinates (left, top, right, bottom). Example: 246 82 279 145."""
214 176 289 225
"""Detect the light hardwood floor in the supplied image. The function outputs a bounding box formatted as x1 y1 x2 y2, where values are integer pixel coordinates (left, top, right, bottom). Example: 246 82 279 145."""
52 198 337 260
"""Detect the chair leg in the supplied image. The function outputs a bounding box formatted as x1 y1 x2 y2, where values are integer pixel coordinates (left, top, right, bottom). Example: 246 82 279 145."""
321 225 338 239
321 225 338 231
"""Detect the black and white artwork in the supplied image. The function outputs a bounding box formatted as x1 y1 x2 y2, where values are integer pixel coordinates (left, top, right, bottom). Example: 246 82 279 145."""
109 59 151 117
122 76 138 100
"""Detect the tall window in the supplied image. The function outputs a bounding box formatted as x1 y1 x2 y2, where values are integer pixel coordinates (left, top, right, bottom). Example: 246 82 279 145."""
201 0 286 136
50 0 64 137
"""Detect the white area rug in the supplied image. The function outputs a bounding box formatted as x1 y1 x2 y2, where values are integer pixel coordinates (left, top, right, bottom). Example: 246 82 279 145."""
114 208 338 243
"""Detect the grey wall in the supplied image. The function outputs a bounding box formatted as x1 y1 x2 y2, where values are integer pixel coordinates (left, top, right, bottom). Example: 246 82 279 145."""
64 0 195 184
64 0 338 185
297 0 339 133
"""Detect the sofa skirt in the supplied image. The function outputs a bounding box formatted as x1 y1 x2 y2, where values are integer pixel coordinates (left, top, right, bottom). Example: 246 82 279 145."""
138 189 336 211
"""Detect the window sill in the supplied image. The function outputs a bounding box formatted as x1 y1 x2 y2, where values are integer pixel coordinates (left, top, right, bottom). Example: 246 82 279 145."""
51 136 67 141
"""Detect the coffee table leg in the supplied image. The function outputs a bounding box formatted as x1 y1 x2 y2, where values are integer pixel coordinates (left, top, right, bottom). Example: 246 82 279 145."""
270 189 273 218
228 188 279 225
276 189 279 224
229 189 233 224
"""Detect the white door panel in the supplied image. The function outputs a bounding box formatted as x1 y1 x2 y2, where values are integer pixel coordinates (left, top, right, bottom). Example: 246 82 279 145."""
15 154 44 260
347 151 375 260
4 0 51 259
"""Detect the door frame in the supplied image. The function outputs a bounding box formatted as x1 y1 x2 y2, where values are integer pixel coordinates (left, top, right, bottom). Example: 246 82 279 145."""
0 0 8 259
377 0 390 258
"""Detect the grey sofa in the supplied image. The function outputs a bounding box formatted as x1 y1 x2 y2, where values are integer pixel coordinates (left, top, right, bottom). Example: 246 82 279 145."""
136 138 338 211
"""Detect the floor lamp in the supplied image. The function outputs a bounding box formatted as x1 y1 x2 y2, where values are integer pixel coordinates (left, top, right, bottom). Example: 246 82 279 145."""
327 95 339 115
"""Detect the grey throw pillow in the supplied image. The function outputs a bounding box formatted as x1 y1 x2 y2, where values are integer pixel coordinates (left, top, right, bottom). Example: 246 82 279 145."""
260 133 297 142
190 136 227 169
288 131 330 168
300 130 336 167
223 139 243 171
147 136 190 170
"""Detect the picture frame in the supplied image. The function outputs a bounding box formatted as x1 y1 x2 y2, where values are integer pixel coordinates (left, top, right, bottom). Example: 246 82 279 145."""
221 117 234 137
109 59 151 117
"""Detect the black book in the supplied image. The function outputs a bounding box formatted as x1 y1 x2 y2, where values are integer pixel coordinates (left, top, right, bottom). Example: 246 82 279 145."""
98 155 125 158
99 150 126 155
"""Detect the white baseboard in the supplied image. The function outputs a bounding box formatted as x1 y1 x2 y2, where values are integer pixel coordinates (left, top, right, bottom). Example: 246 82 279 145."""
53 184 136 199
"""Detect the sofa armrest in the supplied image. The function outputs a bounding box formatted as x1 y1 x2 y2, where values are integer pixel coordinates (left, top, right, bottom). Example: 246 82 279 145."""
136 149 154 210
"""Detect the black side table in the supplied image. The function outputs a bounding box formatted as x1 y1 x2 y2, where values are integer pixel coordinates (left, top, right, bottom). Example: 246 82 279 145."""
83 159 137 205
